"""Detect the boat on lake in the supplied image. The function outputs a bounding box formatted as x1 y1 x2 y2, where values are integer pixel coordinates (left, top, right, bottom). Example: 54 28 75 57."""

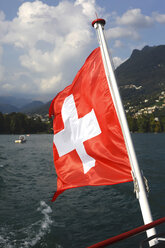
15 135 26 143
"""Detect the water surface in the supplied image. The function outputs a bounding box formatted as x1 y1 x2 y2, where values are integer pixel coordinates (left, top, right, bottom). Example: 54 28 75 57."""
0 134 164 248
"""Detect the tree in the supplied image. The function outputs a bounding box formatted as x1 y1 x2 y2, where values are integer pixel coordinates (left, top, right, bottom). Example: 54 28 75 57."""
149 116 161 132
160 116 165 132
0 112 4 133
127 114 138 132
137 115 149 132
3 114 11 133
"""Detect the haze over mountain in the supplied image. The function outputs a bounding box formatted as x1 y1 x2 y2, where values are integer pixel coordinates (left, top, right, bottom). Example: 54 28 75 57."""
1 45 165 114
0 97 44 114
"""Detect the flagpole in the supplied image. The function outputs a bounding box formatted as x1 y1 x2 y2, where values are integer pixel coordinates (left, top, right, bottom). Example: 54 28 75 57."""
92 19 157 246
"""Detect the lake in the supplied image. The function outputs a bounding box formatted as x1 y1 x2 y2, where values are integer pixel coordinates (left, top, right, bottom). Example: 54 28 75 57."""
0 134 165 248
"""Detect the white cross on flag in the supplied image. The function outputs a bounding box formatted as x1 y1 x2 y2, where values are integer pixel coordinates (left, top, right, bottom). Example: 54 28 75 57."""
49 47 133 201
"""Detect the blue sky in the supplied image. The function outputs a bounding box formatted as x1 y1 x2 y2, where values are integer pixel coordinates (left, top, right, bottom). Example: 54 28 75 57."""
0 0 165 101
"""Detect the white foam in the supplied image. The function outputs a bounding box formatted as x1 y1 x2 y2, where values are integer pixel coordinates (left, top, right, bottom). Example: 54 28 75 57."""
0 234 13 248
22 201 53 247
0 201 63 248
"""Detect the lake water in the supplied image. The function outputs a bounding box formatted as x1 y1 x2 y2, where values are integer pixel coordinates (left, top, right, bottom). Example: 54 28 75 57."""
0 134 165 248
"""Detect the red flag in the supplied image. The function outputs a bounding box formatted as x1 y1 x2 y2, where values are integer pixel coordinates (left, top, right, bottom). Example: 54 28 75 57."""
49 47 133 201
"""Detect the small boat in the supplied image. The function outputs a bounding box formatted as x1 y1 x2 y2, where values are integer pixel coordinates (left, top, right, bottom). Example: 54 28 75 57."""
15 135 26 143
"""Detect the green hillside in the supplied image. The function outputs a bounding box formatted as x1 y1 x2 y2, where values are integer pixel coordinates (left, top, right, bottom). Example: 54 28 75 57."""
116 45 165 101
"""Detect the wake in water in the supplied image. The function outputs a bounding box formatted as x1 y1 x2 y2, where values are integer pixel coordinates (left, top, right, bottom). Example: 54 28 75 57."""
0 201 55 248
23 201 53 247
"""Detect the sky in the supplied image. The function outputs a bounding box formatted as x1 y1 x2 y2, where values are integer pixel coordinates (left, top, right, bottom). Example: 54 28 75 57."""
0 0 165 102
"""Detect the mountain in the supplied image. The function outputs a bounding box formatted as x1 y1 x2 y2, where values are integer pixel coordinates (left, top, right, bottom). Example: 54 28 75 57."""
1 45 165 115
26 45 165 115
0 96 32 108
20 101 44 113
115 45 165 102
32 100 52 115
0 99 44 114
0 104 19 114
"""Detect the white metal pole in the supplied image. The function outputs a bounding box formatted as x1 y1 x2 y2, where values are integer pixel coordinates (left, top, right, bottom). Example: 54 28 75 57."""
92 19 157 246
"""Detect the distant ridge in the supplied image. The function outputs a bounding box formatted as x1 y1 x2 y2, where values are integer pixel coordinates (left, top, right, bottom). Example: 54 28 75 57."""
1 45 165 115
0 96 32 107
38 45 165 115
20 101 44 113
115 45 165 101
32 100 52 115
0 99 44 114
0 104 18 113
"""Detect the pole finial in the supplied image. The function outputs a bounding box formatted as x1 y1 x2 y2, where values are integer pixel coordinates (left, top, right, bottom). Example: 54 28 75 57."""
92 18 106 27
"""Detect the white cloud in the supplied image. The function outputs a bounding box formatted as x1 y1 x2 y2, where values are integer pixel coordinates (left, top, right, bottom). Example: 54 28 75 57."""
113 56 126 68
19 48 52 73
0 2 164 100
0 0 104 98
152 12 165 23
116 9 153 28
114 40 123 48
40 74 62 93
0 10 5 20
2 83 15 91
0 11 9 41
75 0 98 18
105 8 161 51
0 46 4 81
106 26 139 40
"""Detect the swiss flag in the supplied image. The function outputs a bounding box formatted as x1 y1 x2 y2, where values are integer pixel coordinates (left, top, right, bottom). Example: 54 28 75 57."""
49 47 133 201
